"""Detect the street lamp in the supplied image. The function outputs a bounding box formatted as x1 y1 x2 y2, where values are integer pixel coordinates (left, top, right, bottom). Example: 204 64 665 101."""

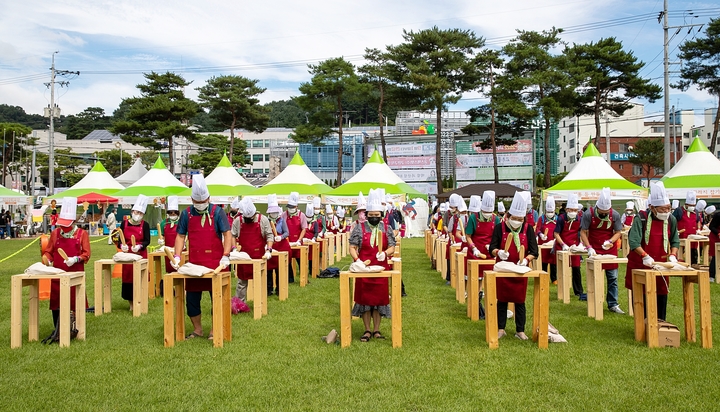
606 129 618 166
114 141 123 174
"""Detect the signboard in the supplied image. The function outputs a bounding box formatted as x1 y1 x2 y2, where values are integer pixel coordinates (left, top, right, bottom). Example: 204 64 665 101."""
386 156 436 168
394 169 437 182
455 153 533 168
406 182 438 195
456 166 533 181
455 139 533 155
456 180 533 191
368 143 436 157
610 153 634 161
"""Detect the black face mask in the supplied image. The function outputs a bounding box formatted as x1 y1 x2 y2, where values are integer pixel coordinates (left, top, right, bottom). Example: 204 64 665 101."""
243 217 254 224
230 211 238 217
367 217 382 226
597 212 608 219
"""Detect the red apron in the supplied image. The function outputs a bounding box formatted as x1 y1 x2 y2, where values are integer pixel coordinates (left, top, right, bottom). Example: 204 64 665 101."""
163 220 178 273
625 212 672 294
353 223 390 306
121 221 147 284
50 228 88 311
526 211 536 229
445 214 458 258
237 215 265 280
468 212 495 278
676 209 699 249
586 208 619 270
185 205 223 292
555 214 582 267
326 215 339 234
496 222 529 303
537 215 557 265
623 214 635 226
270 217 291 270
285 211 303 259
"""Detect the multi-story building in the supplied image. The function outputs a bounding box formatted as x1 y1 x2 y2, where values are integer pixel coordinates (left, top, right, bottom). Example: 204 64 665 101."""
691 108 720 158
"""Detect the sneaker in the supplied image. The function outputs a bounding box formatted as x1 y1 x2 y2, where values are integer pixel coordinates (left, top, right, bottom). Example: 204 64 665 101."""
515 332 529 340
498 330 507 339
710 278 716 283
578 293 587 301
609 305 625 314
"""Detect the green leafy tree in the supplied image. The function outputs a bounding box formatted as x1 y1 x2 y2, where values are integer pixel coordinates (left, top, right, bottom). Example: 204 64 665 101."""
188 133 249 174
264 100 307 128
61 107 112 140
54 147 85 186
565 37 662 145
0 123 33 187
196 75 269 164
629 138 664 186
137 150 160 169
675 18 720 153
0 104 47 129
93 149 133 177
293 57 365 184
111 71 199 170
386 27 484 194
191 110 224 132
359 47 395 162
500 28 576 188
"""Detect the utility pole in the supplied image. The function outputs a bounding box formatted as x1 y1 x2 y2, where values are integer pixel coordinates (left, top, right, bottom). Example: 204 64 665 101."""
663 0 670 174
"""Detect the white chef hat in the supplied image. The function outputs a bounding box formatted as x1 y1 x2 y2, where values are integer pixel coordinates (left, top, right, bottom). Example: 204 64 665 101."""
312 197 321 209
509 192 528 218
288 192 300 207
355 191 366 214
439 202 448 213
230 197 241 210
377 188 386 204
57 197 77 227
567 193 580 209
132 194 149 213
672 199 679 209
649 181 670 207
240 198 256 217
595 188 612 210
457 199 467 212
697 199 707 212
191 174 210 201
481 191 495 213
336 206 345 218
305 203 314 218
366 189 384 212
545 196 556 212
325 204 333 214
167 195 179 211
497 201 505 213
267 194 281 214
686 191 697 205
468 195 482 213
625 201 634 211
449 194 463 208
705 205 716 215
520 191 532 211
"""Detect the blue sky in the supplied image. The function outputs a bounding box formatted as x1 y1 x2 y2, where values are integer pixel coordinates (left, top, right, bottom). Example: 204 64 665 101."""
0 0 717 125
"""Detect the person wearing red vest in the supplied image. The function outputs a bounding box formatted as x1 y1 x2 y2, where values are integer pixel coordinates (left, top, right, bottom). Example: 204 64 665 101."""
349 188 396 342
325 204 339 234
580 188 625 315
489 191 538 340
228 197 241 227
622 201 636 227
158 195 180 274
282 192 307 283
172 175 232 340
537 195 558 284
117 194 151 309
465 192 500 319
42 197 91 339
445 193 464 284
553 194 586 300
231 198 274 301
266 194 289 296
626 182 680 321
672 190 700 264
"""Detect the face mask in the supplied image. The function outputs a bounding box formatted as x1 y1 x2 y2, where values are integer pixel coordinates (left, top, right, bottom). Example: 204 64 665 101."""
481 212 493 220
546 212 555 219
567 212 578 220
168 214 179 221
287 206 297 215
230 210 238 218
597 212 608 219
367 216 382 226
655 212 670 221
314 209 321 216
450 208 458 215
507 219 523 230
626 210 634 215
132 213 143 223
687 206 695 213
243 217 254 224
269 213 279 220
194 202 209 212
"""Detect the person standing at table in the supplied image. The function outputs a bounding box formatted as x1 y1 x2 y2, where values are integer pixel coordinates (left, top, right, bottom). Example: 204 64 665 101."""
489 191 538 340
625 182 680 321
266 194 289 296
349 189 396 342
672 191 700 264
172 175 232 339
622 201 636 227
536 195 558 284
497 202 506 222
465 191 500 318
554 194 586 300
117 194 151 309
580 187 625 315
282 192 307 284
42 197 91 338
445 194 464 284
228 197 241 227
325 204 340 234
231 198 273 301
159 195 180 273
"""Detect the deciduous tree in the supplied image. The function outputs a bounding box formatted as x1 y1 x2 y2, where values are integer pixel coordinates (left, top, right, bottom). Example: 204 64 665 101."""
628 138 664 186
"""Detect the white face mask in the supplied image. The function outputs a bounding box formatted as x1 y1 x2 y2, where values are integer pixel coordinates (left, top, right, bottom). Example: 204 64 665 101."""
481 212 493 220
546 212 555 219
131 213 143 223
507 219 523 230
655 212 670 221
287 206 297 215
269 212 279 220
168 214 179 221
687 206 695 213
194 202 209 212
566 212 578 220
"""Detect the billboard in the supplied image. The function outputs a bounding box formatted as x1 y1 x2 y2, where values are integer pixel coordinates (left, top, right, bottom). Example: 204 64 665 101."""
456 180 533 191
456 166 533 181
455 153 533 168
455 139 533 154
368 143 436 157
406 182 438 195
394 169 437 182
386 156 436 168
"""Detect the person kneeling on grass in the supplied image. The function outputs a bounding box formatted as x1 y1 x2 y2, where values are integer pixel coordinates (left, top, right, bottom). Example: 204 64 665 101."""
349 189 396 342
489 191 538 341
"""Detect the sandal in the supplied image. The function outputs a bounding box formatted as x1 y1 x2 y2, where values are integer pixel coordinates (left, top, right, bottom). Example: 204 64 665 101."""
372 331 386 340
185 332 203 340
360 330 372 342
207 334 214 340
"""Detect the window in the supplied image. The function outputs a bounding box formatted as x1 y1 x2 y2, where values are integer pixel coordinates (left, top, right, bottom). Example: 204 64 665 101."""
632 165 642 176
569 123 575 134
570 156 575 164
618 164 623 170
252 154 263 162
264 154 270 161
618 143 630 152
683 133 689 139
569 139 575 149
563 135 566 143
563 150 566 158
252 169 263 174
563 120 566 128
252 140 264 148
652 126 664 133
264 169 270 173
264 140 271 148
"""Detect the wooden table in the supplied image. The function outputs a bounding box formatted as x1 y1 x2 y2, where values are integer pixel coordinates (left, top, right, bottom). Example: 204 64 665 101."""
394 237 402 258
678 237 710 265
556 250 588 303
483 270 550 349
335 232 343 259
11 272 86 348
467 259 496 320
621 230 629 257
631 268 712 348
325 234 336 266
455 250 467 303
229 259 267 320
586 257 628 320
425 230 432 257
339 270 402 348
94 258 149 317
290 244 310 287
435 237 448 277
319 237 329 271
535 243 554 270
163 271 231 348
449 244 461 288
147 250 187 299
307 241 321 278
271 250 289 301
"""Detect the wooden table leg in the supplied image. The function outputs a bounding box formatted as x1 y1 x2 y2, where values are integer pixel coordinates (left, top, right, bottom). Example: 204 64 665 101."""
211 274 223 348
485 272 498 349
262 263 268 316
59 275 70 347
456 253 466 303
223 274 232 342
278 253 288 301
627 289 634 316
174 278 185 343
697 270 713 348
632 271 645 342
103 263 112 314
301 247 309 287
468 263 478 320
593 262 604 321
75 277 86 341
27 279 39 342
94 261 103 316
391 271 402 348
534 272 549 349
644 271 659 348
11 277 23 348
682 276 696 343
253 261 263 320
340 273 351 348
163 276 175 348
587 261 596 319
132 263 142 317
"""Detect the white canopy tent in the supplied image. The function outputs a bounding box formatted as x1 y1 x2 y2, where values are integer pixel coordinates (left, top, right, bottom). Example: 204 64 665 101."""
116 158 148 187
661 137 720 199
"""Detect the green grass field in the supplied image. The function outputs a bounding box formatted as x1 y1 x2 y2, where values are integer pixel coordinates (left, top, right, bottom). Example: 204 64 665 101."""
1 236 719 411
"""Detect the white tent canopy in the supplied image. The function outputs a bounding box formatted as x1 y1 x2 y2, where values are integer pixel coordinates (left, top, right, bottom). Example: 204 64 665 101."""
112 157 191 204
661 137 720 199
205 154 255 203
247 152 331 203
116 158 148 187
46 162 125 201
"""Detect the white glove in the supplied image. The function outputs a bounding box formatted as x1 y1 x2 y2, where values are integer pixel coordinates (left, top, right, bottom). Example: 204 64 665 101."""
263 251 272 260
497 250 510 261
354 258 366 267
602 240 613 250
461 236 467 243
131 244 142 253
473 248 482 258
451 242 462 247
642 255 655 267
539 233 547 242
274 235 282 242
587 248 596 257
376 251 386 261
64 256 80 267
668 254 678 263
157 238 165 247
562 244 570 251
485 244 490 251
220 255 231 268
171 255 181 270
317 233 323 238
121 244 129 253
517 258 528 267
